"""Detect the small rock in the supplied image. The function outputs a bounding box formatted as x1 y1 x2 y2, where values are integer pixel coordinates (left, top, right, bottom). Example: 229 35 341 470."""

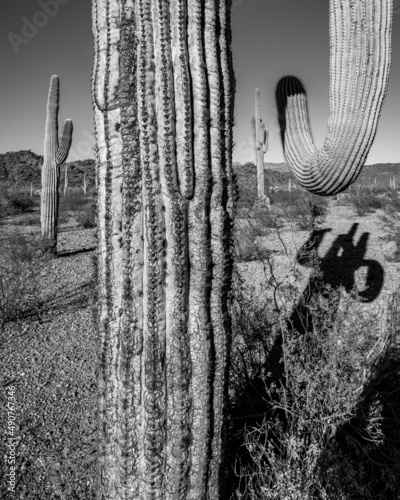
383 240 397 259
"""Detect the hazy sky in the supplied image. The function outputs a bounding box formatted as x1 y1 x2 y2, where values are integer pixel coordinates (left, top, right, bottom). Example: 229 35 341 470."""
0 0 399 165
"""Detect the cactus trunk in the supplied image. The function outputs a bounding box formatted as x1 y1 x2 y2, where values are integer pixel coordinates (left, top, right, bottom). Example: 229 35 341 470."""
92 0 236 498
251 88 269 201
41 75 72 253
276 0 393 195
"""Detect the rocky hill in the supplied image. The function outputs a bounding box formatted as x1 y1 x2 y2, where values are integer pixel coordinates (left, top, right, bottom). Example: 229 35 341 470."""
0 151 95 189
0 150 43 186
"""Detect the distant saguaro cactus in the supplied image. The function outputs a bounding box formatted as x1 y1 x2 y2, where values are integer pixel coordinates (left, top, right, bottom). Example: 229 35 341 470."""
41 75 72 253
63 164 68 196
276 0 393 195
82 172 88 195
251 88 269 200
92 0 235 498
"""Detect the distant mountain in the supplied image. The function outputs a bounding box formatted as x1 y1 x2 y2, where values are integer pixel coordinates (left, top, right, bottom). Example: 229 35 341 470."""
0 150 95 189
1 151 399 192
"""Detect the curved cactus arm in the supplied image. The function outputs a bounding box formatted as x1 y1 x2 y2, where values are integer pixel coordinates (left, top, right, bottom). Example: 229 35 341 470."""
276 0 393 196
251 115 257 164
55 119 73 165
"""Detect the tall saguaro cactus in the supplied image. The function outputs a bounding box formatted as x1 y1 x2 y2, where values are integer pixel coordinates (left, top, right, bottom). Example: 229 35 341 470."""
251 88 268 199
41 75 72 253
92 0 235 498
276 0 393 196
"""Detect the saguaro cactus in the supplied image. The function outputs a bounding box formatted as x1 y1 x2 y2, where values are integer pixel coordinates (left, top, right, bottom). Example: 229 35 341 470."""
92 0 235 498
41 75 72 253
251 88 269 199
276 0 393 196
63 164 68 196
82 172 88 195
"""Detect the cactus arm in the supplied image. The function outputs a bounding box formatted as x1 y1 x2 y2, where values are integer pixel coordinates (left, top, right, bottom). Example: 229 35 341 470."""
251 115 257 165
261 121 268 154
276 0 393 195
55 119 72 165
263 128 269 154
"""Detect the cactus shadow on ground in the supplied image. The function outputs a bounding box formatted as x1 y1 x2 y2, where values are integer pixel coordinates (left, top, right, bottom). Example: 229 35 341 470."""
228 224 387 497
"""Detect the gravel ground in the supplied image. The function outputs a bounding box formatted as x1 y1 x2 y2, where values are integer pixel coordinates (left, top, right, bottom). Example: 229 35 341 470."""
0 221 98 499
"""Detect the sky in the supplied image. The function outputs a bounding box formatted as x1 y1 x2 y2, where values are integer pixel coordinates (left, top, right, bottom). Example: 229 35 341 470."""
0 0 399 166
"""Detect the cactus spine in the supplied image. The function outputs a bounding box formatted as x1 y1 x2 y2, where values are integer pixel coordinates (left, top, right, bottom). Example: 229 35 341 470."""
251 88 269 199
41 75 72 253
92 0 235 498
276 0 393 196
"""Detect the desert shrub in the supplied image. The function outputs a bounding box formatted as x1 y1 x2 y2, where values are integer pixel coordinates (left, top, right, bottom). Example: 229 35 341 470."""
0 230 50 325
279 192 328 231
381 189 400 212
237 183 257 211
234 206 283 262
76 202 97 229
12 213 40 226
0 185 33 219
59 190 92 213
346 185 383 216
8 193 35 213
